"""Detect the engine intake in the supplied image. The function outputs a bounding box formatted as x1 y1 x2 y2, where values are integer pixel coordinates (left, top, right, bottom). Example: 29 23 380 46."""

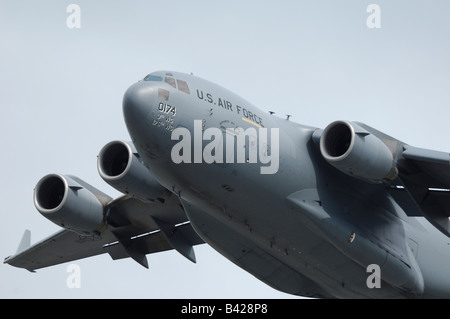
34 174 106 235
98 140 167 202
319 121 397 183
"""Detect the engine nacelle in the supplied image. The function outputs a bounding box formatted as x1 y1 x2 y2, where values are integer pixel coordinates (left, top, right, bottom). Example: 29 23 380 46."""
97 140 167 202
319 121 398 183
34 174 106 235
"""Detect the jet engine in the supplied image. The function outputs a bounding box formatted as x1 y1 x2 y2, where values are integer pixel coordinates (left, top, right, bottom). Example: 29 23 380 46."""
319 121 398 183
34 174 106 235
97 140 167 202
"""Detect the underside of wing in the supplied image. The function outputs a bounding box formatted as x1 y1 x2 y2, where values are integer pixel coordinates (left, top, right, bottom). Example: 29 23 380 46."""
4 229 113 272
316 121 450 237
396 145 450 236
4 194 204 272
357 124 450 236
5 141 205 272
401 146 450 188
358 124 450 236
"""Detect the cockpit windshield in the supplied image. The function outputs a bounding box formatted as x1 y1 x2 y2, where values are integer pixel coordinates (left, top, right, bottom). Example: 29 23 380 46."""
143 73 190 95
143 74 163 81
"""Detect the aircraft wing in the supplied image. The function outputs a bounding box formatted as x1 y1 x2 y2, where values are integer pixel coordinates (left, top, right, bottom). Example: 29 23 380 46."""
358 123 450 236
401 146 450 188
317 121 450 237
394 145 450 236
4 194 204 271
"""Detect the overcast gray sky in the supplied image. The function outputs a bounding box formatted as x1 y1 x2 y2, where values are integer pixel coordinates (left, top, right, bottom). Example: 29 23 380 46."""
1 1 450 298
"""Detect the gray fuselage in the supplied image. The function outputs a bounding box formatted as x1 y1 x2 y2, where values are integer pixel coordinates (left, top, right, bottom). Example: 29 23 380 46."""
122 71 450 298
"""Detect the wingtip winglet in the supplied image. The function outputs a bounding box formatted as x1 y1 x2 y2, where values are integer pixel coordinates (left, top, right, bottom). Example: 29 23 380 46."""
16 229 31 254
4 229 32 268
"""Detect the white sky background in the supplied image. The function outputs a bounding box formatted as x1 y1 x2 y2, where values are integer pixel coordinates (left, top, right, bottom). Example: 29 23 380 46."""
1 1 450 298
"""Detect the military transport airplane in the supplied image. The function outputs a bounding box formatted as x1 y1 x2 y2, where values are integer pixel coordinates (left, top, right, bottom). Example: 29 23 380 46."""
4 71 450 298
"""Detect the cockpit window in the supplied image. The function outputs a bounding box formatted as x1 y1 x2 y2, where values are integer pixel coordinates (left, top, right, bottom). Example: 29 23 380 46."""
143 74 163 81
143 74 191 95
177 79 190 94
158 88 169 101
165 77 176 88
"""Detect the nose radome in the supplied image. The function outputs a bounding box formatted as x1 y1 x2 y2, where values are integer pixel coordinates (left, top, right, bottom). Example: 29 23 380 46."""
122 81 156 130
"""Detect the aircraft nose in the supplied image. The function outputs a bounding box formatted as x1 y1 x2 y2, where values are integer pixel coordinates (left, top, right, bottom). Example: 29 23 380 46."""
122 81 156 133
